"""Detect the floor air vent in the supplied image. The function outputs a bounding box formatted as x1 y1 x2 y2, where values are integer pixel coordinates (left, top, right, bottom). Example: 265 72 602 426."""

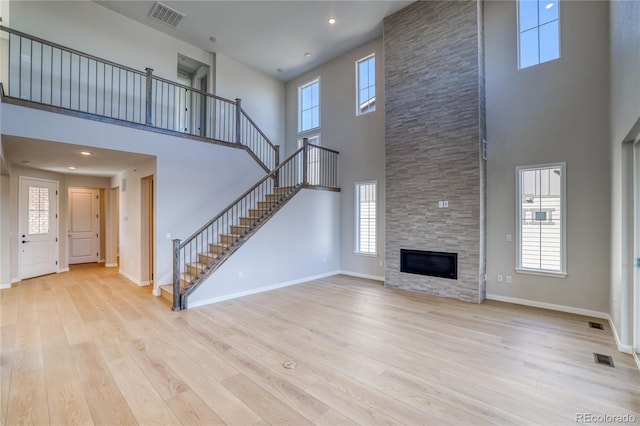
588 321 604 330
593 353 615 367
149 2 185 27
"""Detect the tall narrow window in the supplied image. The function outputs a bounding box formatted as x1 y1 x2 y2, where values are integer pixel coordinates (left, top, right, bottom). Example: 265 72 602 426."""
355 181 377 255
298 79 320 133
356 55 375 115
516 163 566 275
518 0 560 69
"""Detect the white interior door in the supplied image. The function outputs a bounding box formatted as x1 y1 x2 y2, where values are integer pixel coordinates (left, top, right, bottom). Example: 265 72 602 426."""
19 177 59 279
68 187 100 264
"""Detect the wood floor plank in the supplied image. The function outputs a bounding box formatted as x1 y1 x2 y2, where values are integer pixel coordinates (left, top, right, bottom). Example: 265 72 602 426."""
1 265 638 425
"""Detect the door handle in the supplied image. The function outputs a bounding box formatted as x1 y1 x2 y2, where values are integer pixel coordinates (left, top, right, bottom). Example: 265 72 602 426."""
22 240 30 244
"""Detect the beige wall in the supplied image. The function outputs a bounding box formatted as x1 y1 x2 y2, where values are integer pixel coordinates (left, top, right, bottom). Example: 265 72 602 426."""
284 38 386 279
485 1 611 313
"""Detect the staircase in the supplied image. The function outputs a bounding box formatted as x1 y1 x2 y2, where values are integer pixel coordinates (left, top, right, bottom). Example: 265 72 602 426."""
159 185 299 304
167 139 339 310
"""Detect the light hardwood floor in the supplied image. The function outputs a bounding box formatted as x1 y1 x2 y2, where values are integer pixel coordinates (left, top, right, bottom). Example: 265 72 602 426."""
1 264 638 425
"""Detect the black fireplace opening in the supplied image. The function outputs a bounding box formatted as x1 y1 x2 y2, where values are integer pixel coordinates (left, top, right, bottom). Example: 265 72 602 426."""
400 249 457 280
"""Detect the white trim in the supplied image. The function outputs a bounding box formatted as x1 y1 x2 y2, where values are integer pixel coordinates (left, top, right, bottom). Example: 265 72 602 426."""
634 352 640 370
188 270 340 308
608 315 633 354
99 259 105 263
152 287 162 296
119 270 148 286
11 278 20 284
339 270 384 282
486 293 608 319
515 268 567 278
57 268 69 273
105 263 118 268
0 284 12 290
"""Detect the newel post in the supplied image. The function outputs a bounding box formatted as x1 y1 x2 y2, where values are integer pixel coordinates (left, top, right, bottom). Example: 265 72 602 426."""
235 98 242 144
172 238 181 311
145 68 153 126
302 138 309 186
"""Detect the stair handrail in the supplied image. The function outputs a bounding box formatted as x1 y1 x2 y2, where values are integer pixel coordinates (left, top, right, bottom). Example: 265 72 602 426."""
0 24 278 171
178 144 305 250
172 140 340 310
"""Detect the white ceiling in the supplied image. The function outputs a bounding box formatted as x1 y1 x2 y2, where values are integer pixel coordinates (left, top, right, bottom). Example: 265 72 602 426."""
96 0 414 81
3 136 154 177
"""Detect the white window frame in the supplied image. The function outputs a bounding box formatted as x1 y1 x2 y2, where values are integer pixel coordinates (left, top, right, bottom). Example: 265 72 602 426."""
354 180 377 256
355 54 376 116
517 0 561 69
515 162 567 277
298 78 320 135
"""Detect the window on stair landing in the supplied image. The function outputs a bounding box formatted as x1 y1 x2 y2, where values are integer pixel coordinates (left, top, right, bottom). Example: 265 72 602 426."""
516 163 566 277
518 0 560 69
355 181 377 256
356 54 375 116
298 78 320 133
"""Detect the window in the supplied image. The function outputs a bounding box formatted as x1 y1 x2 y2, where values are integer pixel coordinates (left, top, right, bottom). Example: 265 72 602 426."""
28 186 50 235
355 181 377 255
356 55 375 115
516 163 566 276
518 0 560 69
298 79 319 133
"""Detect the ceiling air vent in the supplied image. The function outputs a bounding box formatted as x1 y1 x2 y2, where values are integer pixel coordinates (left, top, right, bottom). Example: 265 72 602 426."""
149 2 185 28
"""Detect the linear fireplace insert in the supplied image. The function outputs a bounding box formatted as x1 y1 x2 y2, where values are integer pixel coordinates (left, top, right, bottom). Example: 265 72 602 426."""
400 249 457 280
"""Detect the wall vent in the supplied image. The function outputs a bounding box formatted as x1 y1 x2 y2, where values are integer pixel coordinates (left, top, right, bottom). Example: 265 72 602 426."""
593 353 615 367
149 2 185 28
588 321 604 330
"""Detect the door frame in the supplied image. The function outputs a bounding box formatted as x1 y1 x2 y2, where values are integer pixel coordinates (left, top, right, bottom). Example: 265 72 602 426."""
18 176 59 280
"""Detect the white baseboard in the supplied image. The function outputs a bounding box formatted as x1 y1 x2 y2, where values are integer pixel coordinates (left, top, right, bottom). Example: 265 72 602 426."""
188 270 341 309
152 287 161 296
118 270 148 286
105 263 118 268
634 352 640 370
57 268 69 273
11 278 20 284
98 259 105 263
608 315 633 354
486 294 609 320
0 283 11 289
339 270 385 282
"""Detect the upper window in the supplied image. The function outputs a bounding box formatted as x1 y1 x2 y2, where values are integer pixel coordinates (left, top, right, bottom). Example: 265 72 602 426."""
518 0 560 69
356 55 376 116
355 181 377 255
298 79 320 133
516 163 566 276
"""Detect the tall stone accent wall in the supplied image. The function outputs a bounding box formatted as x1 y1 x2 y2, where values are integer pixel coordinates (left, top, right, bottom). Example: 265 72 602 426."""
383 0 486 303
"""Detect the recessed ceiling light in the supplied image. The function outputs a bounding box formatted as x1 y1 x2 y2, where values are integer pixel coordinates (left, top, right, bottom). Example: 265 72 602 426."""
545 2 554 9
68 166 77 170
80 151 92 156
304 52 311 57
328 18 336 25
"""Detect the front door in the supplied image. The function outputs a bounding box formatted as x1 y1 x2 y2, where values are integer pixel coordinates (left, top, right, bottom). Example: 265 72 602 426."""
68 187 100 264
19 177 59 279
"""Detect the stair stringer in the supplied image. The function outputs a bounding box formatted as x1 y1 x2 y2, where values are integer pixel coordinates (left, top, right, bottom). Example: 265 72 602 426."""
184 187 341 308
180 185 304 308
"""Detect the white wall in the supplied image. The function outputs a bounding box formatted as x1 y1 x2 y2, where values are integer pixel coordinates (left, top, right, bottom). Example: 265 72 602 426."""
284 38 385 280
216 55 285 146
485 1 611 313
2 103 265 290
609 0 640 347
188 188 340 307
8 0 285 144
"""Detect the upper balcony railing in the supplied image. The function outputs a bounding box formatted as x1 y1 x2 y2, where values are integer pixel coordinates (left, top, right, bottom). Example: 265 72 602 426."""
0 25 279 171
